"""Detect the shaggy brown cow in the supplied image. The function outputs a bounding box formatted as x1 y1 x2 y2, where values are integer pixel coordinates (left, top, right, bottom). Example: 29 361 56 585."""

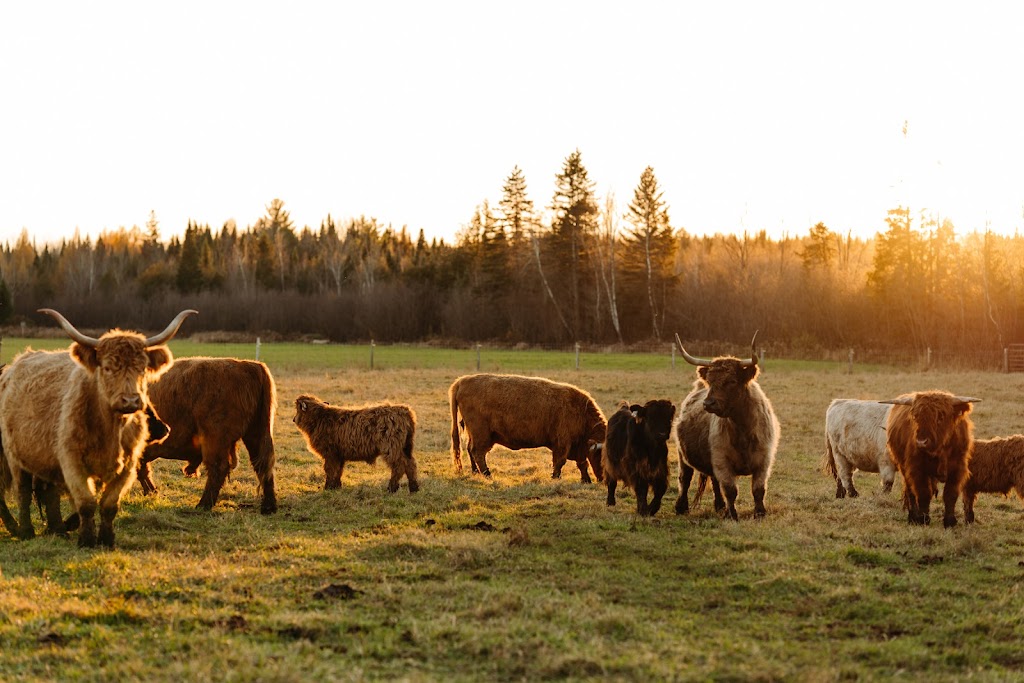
602 399 676 516
882 390 979 527
0 308 195 547
673 333 780 520
293 394 419 493
961 434 1024 524
448 373 606 482
137 357 278 514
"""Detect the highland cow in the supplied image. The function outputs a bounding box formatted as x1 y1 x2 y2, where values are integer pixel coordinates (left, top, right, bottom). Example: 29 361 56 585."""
0 308 195 547
138 357 278 514
293 394 419 493
962 434 1024 524
448 373 606 482
822 398 896 498
673 333 780 520
602 399 676 517
882 390 979 527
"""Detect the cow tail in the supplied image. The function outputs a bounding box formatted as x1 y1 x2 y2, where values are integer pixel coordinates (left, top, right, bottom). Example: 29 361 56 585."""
821 435 838 479
404 411 415 460
449 385 463 473
692 473 708 508
249 367 277 494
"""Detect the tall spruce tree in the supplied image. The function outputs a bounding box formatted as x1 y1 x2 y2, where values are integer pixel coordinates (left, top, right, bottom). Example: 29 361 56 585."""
550 149 599 339
624 166 675 340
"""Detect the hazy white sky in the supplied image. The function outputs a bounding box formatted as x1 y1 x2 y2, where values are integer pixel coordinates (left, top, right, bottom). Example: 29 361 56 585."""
2 1 1022 246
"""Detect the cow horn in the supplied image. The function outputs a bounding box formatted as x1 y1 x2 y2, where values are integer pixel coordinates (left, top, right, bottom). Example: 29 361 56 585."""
145 310 198 347
953 396 982 405
674 333 712 367
740 330 760 368
38 309 100 348
878 397 913 405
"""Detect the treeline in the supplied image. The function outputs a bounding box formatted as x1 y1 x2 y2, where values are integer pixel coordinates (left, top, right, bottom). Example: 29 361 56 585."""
2 150 1024 356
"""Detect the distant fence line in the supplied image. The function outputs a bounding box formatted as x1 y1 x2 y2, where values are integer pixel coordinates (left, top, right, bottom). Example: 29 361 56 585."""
250 337 1017 373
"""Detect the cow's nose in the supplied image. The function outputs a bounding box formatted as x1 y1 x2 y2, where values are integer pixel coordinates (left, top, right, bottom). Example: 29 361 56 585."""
120 395 142 413
703 398 717 411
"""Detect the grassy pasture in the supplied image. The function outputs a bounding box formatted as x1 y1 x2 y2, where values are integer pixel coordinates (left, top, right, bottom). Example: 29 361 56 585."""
0 342 1023 681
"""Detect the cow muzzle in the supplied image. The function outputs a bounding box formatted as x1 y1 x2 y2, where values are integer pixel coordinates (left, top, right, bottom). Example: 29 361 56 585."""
115 394 143 414
703 398 726 416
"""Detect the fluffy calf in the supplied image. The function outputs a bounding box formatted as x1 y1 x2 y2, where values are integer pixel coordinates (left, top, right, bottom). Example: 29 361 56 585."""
962 434 1024 524
139 357 278 514
448 373 606 482
293 394 419 493
673 333 780 520
822 399 896 498
602 399 676 516
883 390 979 527
0 308 195 547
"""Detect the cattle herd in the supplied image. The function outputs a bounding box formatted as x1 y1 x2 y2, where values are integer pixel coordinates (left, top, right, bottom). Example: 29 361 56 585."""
0 311 1022 550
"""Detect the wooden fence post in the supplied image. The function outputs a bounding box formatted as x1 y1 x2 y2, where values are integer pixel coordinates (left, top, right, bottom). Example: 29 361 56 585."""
575 342 580 370
370 340 375 369
476 343 481 371
255 337 261 361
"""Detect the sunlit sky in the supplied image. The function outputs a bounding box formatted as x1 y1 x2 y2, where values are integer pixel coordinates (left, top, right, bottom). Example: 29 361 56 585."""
2 2 1023 247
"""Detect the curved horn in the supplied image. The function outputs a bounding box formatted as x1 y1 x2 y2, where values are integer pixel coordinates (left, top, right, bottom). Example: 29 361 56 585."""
675 333 712 367
741 330 760 368
953 396 982 404
878 397 914 405
38 309 100 348
145 310 198 347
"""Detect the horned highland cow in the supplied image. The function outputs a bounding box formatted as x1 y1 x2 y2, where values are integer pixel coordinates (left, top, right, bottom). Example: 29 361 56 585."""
822 398 896 498
882 390 979 527
602 399 676 516
673 333 780 520
961 434 1024 524
138 357 278 514
448 373 606 482
293 394 419 493
0 308 195 547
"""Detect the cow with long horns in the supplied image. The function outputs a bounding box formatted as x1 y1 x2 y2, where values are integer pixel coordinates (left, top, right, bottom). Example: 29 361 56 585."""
672 332 780 520
882 390 979 527
0 309 196 547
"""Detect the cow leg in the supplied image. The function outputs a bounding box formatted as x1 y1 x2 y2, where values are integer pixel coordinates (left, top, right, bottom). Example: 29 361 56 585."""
16 471 35 540
963 490 977 524
606 478 617 506
196 441 233 510
136 458 158 495
324 457 344 490
574 456 593 484
675 464 694 514
404 455 420 494
941 468 967 529
95 460 139 549
649 475 667 517
35 480 66 536
0 496 19 537
634 478 650 516
466 437 492 477
551 448 568 480
587 445 603 483
720 475 740 521
751 471 769 518
905 472 931 525
832 456 855 498
387 457 402 494
706 475 726 513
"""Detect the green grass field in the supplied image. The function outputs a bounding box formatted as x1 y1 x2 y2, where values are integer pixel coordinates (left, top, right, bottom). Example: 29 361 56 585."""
0 341 1022 681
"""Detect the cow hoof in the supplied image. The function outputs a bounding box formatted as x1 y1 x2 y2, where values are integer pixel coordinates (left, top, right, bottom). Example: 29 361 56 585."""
754 509 767 519
64 513 81 531
408 482 420 494
835 488 846 499
848 488 859 499
260 500 278 515
77 531 97 548
17 526 35 541
674 499 689 515
98 529 115 549
943 516 957 529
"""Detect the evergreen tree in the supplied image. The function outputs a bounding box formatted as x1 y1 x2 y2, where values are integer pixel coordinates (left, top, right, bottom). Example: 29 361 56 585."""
0 277 11 324
550 149 599 339
623 166 675 340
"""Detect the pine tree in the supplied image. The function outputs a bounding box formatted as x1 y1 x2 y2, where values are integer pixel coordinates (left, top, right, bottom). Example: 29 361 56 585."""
550 149 599 339
623 166 675 340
